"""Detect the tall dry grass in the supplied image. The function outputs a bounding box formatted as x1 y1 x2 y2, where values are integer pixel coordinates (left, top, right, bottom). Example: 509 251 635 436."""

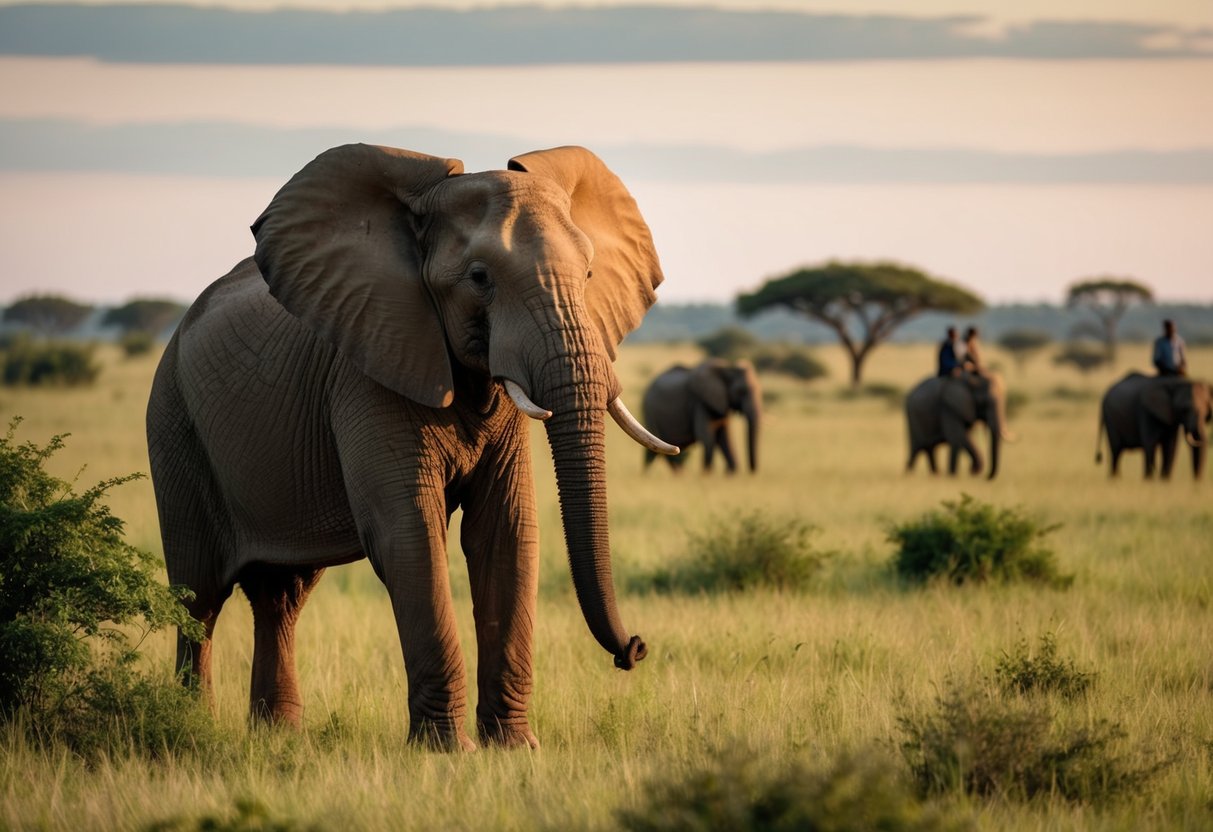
1 340 1210 830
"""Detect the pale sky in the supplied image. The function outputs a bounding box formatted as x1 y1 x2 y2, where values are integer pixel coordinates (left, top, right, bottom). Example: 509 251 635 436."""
1 1 1211 306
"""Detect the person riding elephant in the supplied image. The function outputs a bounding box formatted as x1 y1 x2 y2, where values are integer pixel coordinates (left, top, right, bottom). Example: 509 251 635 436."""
641 359 762 473
146 143 678 751
905 371 1010 480
1096 372 1210 479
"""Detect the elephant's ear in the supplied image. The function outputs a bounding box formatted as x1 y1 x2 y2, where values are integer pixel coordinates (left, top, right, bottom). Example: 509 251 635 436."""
252 144 464 408
943 378 977 422
689 361 730 416
1142 382 1174 424
507 146 663 359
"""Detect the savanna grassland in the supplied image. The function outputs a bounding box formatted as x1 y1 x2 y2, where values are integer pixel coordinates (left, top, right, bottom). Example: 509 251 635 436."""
2 340 1211 831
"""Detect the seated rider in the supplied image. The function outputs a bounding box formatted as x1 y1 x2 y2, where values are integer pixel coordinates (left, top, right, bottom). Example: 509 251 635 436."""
1152 319 1187 377
937 326 962 377
962 326 984 376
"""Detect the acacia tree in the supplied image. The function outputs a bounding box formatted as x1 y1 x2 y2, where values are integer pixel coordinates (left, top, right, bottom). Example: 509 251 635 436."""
2 295 93 335
100 299 187 338
1065 278 1153 361
737 261 983 386
997 329 1052 372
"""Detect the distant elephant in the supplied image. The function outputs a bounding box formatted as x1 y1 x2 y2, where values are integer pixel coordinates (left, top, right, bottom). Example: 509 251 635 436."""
1096 372 1210 479
147 144 677 751
641 359 761 473
905 372 1009 480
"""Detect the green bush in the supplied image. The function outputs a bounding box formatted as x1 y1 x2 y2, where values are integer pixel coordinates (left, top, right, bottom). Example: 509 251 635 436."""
899 683 1169 803
635 512 829 594
995 633 1094 700
696 326 757 360
752 345 828 381
1 337 99 386
888 495 1069 587
119 331 156 358
617 747 965 832
0 418 207 758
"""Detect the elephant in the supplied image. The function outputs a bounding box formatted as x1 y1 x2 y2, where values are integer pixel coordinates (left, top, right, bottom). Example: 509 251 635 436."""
904 372 1010 480
640 359 762 473
146 143 678 751
1095 372 1210 479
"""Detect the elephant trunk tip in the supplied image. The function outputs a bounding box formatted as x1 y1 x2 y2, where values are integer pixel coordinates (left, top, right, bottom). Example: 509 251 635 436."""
613 635 647 670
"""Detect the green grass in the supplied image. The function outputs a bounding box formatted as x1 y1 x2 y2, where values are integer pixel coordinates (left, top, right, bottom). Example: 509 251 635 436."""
1 341 1211 830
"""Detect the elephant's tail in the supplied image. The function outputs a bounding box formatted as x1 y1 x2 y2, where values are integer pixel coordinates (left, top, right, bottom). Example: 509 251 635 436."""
1094 412 1105 464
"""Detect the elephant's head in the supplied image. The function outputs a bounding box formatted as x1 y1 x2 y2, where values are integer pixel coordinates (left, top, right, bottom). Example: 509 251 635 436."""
250 143 675 669
943 372 1008 480
1143 378 1211 478
689 359 762 472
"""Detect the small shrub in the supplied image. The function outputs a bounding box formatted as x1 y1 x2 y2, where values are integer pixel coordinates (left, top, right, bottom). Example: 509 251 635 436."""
837 382 904 406
995 633 1094 700
0 337 99 386
1053 343 1109 374
888 495 1069 587
751 345 828 381
119 331 156 357
1004 390 1029 419
617 747 965 832
899 682 1170 803
0 418 206 758
697 326 757 360
636 512 829 594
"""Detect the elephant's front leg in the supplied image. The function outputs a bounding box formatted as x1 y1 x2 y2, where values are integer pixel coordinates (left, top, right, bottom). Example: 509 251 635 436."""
360 485 473 751
460 431 541 748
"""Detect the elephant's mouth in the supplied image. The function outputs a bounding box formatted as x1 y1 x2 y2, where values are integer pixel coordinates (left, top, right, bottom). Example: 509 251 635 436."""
502 380 677 455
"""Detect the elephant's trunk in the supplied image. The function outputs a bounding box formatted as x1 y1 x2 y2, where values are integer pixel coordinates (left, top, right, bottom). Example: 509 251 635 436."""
986 404 1001 481
1189 426 1207 479
743 395 761 473
533 343 645 671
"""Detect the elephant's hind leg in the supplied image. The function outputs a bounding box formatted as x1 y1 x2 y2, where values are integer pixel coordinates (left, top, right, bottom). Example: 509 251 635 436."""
240 564 325 728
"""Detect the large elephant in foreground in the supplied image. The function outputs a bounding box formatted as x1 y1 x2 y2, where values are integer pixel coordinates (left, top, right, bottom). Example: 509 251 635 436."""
147 144 677 751
905 372 1009 480
1096 372 1210 479
640 359 762 473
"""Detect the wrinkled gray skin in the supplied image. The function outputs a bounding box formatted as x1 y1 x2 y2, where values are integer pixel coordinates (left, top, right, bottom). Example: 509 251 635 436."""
146 144 665 751
1096 372 1211 479
904 373 1008 480
640 359 762 473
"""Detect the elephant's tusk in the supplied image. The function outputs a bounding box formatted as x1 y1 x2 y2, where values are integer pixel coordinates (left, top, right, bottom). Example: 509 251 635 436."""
608 397 679 455
503 379 552 420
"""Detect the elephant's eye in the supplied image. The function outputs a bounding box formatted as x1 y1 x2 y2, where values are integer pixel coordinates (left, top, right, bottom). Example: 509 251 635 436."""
586 269 593 281
469 266 490 287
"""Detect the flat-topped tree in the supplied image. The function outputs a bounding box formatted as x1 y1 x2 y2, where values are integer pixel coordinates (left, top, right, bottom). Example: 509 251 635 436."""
3 294 93 335
101 298 187 338
737 261 984 387
1065 277 1153 361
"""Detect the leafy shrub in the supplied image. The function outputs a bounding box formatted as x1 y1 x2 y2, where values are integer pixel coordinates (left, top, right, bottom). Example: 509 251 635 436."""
696 326 757 360
997 328 1052 370
0 418 207 757
751 344 828 381
119 331 156 357
1004 390 1029 419
617 747 964 832
635 512 829 594
888 495 1069 587
899 683 1169 803
995 633 1094 700
1 337 99 386
1053 343 1109 374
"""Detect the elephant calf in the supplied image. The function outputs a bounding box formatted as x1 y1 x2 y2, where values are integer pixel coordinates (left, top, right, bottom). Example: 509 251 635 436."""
1096 372 1210 479
641 359 762 473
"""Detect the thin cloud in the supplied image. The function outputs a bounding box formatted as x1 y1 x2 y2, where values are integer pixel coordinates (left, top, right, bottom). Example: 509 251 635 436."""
1 4 1211 64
